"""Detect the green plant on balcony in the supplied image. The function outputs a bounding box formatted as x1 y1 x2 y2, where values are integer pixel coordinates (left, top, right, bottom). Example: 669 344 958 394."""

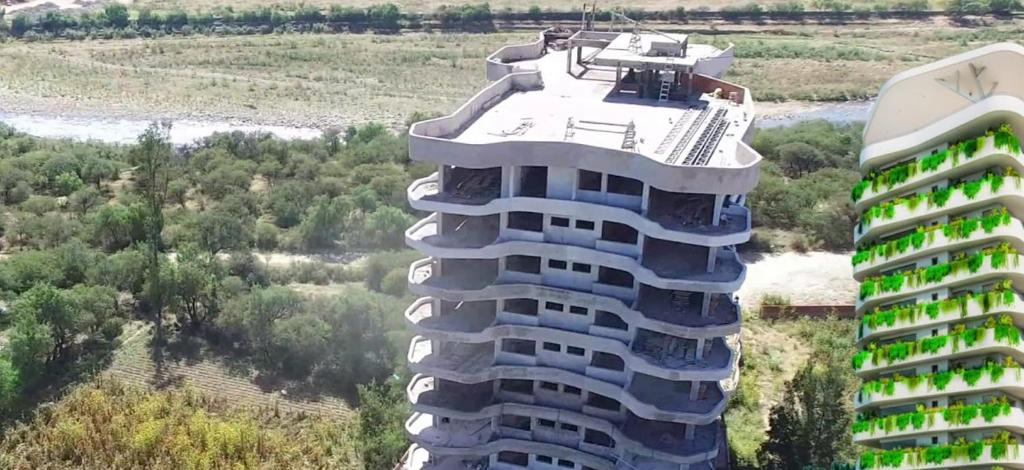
859 431 1019 469
852 124 1022 202
860 170 1018 226
859 280 1017 336
852 208 1012 266
853 397 1012 436
852 315 1021 370
860 357 1019 398
859 244 1019 300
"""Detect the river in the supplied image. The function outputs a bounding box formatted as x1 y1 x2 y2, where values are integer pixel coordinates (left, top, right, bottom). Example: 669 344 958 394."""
0 100 873 144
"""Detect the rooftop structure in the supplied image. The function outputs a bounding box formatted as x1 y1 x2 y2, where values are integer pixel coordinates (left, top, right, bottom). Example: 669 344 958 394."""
852 43 1024 469
401 16 761 470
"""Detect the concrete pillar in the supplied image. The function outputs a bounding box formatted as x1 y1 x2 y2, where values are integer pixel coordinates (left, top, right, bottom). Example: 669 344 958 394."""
566 45 573 74
687 71 694 96
615 63 622 90
689 380 700 400
437 164 446 193
685 423 696 440
695 338 706 360
501 165 513 197
701 292 711 318
706 246 717 273
640 183 650 215
712 194 725 226
576 46 583 65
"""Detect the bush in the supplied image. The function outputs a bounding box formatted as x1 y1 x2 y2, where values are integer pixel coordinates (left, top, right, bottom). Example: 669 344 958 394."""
363 251 419 292
380 268 407 297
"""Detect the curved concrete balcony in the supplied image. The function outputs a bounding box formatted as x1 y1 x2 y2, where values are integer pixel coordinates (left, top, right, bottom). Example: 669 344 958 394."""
406 339 729 425
855 335 1024 379
485 30 546 81
855 367 1024 411
408 173 752 247
854 176 1024 246
406 413 616 470
404 325 737 382
858 294 1024 344
407 334 735 388
405 290 739 342
856 254 1024 313
404 379 719 465
408 254 743 299
855 140 1024 212
853 406 1024 446
852 216 1024 282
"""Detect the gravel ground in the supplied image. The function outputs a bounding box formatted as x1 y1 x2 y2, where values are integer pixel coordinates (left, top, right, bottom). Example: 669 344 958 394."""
737 251 856 309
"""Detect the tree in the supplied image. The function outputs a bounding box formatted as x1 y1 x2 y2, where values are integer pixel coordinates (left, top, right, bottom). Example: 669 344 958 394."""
356 379 410 470
130 123 173 346
216 286 304 363
364 206 414 249
757 359 853 469
267 180 313 228
297 196 349 251
777 142 827 178
68 186 103 215
7 312 52 387
80 157 120 190
101 3 129 28
165 246 222 329
12 284 80 363
189 209 252 254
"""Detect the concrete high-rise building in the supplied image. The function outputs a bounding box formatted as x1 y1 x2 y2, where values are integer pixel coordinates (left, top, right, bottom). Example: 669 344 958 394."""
401 21 762 470
853 43 1024 469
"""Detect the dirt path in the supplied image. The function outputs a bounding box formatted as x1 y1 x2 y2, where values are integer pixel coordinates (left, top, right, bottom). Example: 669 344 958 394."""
738 251 856 309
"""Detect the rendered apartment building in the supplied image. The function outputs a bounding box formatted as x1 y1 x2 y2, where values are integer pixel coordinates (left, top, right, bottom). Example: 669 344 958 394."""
400 19 762 470
853 43 1024 469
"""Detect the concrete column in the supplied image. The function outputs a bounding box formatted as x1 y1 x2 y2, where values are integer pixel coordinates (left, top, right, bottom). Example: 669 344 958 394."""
640 183 650 215
687 71 694 96
501 165 513 198
712 194 725 226
576 46 583 65
637 235 646 264
685 423 695 440
437 164 446 192
695 338 706 360
701 292 711 318
689 380 700 400
566 45 573 74
706 246 717 273
615 63 622 90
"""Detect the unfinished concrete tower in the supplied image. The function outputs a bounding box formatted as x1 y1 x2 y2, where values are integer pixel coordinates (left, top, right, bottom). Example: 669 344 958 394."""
402 21 762 470
853 43 1024 469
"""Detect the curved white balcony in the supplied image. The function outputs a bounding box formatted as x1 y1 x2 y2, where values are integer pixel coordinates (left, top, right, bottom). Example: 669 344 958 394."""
859 444 1024 470
854 177 1024 246
855 139 1024 212
406 412 618 470
408 254 744 299
856 367 1024 411
407 338 730 425
404 377 720 465
855 335 1024 379
858 294 1024 344
405 291 740 341
852 216 1024 281
407 173 752 247
404 322 737 382
856 254 1024 313
854 406 1024 446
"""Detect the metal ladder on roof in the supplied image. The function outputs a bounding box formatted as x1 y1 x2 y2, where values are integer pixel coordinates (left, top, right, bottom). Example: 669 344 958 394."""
658 79 672 102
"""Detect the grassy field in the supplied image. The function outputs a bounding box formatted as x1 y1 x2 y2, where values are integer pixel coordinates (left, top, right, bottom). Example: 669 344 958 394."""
3 18 1020 126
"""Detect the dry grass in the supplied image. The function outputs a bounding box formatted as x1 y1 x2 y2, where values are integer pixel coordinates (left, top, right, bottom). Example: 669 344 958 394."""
0 32 533 127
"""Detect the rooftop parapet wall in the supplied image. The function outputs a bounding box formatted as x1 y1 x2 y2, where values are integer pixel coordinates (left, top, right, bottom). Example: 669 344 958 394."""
484 30 547 81
863 42 1024 152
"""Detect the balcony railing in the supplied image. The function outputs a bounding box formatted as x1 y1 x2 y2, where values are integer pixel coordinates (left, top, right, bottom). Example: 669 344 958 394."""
853 397 1014 439
857 358 1020 409
858 244 1019 302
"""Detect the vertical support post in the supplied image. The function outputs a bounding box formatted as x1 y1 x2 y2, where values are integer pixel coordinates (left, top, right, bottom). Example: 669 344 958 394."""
701 292 711 318
712 194 725 226
687 70 694 96
615 63 622 90
566 44 573 74
706 246 718 273
688 381 700 400
695 338 706 360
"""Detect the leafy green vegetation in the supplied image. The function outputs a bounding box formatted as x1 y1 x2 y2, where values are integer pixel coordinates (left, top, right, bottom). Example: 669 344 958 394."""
852 207 1012 266
859 357 1019 398
859 243 1019 300
853 396 1012 435
749 120 863 251
861 169 1018 225
860 279 1017 335
860 431 1018 468
853 315 1021 371
851 124 1021 202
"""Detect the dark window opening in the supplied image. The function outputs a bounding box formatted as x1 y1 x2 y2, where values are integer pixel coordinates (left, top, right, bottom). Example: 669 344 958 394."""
557 459 574 469
607 174 643 196
560 423 579 432
501 338 536 356
584 430 614 447
498 451 529 467
538 418 556 427
598 266 634 288
551 216 570 227
519 166 548 198
545 302 565 311
567 346 585 356
499 379 533 394
586 393 620 411
595 310 628 330
569 306 588 315
540 381 559 391
507 255 541 274
572 263 592 273
578 169 602 191
504 298 538 316
575 219 595 230
444 166 501 201
508 211 544 232
543 342 561 352
590 352 625 371
549 259 568 270
499 414 531 431
601 221 639 244
564 385 582 395
537 455 554 464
